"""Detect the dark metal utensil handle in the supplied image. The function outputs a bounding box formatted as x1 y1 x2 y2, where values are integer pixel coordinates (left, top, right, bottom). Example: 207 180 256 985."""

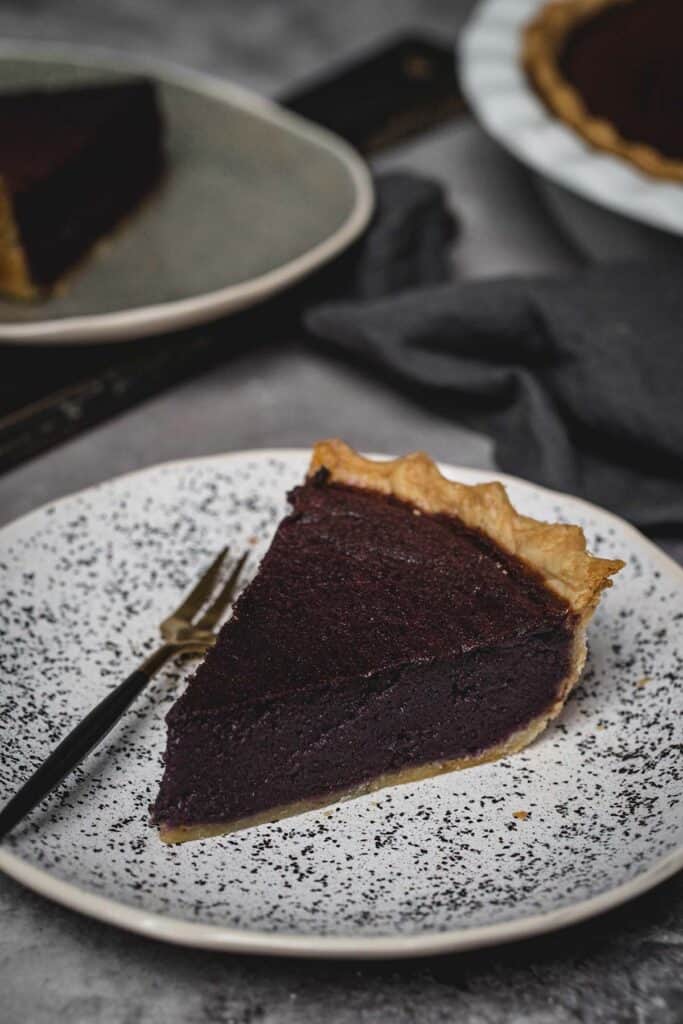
0 665 156 840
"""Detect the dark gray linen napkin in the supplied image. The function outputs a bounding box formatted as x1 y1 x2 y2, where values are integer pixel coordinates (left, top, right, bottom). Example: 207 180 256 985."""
306 251 683 531
328 171 458 300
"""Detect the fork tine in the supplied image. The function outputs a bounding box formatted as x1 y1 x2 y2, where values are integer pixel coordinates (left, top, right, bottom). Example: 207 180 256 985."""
167 546 229 625
194 552 249 632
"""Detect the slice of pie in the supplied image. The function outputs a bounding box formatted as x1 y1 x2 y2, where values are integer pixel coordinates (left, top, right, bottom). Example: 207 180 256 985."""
523 0 683 181
151 441 623 843
0 79 164 298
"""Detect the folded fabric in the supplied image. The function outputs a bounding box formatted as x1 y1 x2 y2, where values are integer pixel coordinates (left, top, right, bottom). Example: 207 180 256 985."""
320 171 457 301
306 262 683 531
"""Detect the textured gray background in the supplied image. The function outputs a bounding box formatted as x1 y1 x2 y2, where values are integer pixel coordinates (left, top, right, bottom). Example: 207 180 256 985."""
1 2 682 1022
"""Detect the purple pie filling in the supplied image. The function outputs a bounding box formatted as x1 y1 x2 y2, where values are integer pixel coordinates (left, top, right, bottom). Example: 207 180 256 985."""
152 474 575 831
559 0 683 160
0 80 164 288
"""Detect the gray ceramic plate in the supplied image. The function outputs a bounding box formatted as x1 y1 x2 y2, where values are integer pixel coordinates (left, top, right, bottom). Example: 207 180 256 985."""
0 451 681 959
0 44 373 345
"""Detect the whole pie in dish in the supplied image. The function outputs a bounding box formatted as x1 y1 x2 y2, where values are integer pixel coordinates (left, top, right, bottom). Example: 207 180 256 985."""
151 441 623 843
523 0 683 182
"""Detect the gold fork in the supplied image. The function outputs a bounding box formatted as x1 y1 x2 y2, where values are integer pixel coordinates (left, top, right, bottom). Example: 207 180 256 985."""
0 548 248 840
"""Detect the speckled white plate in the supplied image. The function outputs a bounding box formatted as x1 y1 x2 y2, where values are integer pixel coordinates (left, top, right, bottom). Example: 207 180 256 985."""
460 0 683 236
0 43 373 345
0 450 681 959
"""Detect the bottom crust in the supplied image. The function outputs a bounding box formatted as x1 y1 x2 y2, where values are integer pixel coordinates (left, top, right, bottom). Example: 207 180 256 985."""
159 625 588 844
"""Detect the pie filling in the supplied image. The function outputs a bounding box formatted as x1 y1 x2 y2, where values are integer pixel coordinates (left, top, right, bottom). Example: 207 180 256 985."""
523 0 683 181
154 629 575 834
151 473 580 838
0 79 164 297
558 0 683 161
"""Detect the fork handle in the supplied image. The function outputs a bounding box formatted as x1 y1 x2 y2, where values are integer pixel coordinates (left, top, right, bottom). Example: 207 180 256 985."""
0 649 170 840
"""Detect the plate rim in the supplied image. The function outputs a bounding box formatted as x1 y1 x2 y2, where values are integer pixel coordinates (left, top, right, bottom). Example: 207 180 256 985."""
0 41 374 345
459 0 683 237
1 447 681 959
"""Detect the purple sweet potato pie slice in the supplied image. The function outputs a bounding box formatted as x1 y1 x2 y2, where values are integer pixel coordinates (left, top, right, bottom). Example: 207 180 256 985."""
151 440 623 843
0 78 164 297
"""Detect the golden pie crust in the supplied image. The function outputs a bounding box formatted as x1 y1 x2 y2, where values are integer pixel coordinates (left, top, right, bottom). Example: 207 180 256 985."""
310 439 623 617
159 441 623 843
523 0 683 182
0 180 36 299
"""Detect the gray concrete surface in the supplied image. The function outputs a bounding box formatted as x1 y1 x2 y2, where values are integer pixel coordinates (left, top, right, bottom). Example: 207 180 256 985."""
1 3 682 1022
